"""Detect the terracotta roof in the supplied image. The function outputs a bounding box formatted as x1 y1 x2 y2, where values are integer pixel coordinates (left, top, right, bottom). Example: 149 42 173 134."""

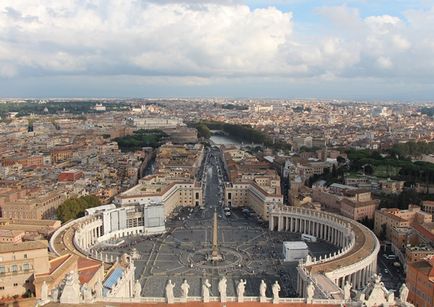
78 256 101 269
49 254 73 274
412 223 434 243
78 257 103 284
35 254 78 281
79 265 101 284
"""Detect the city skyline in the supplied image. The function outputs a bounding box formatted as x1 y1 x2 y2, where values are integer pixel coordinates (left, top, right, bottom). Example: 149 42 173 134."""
1 1 434 100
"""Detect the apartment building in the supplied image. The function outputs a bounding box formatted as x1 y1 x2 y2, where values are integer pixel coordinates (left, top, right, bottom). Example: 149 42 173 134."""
1 190 67 220
421 200 434 214
223 148 283 220
340 198 378 221
115 144 204 216
312 184 377 220
379 179 404 194
407 256 434 307
0 240 50 297
374 205 432 239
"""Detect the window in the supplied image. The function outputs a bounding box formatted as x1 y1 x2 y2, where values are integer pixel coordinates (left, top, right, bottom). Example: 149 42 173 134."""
0 286 4 290
23 263 30 271
13 283 18 287
0 266 4 275
24 254 27 259
11 265 18 273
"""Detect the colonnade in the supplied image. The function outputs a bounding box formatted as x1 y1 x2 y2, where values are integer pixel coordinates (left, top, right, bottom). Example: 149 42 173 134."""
270 213 352 248
269 206 380 298
75 217 103 250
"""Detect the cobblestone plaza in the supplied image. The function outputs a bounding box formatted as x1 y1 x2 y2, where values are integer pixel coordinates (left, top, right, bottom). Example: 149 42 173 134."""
92 206 338 298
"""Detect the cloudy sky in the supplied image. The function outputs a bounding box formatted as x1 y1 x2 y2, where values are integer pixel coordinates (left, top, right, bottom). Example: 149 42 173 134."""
1 0 434 100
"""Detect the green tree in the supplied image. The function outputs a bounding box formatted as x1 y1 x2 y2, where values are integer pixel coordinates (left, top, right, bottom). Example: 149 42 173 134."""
56 195 101 222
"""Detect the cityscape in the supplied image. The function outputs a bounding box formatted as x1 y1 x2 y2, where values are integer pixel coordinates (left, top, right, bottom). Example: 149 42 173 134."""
1 1 434 307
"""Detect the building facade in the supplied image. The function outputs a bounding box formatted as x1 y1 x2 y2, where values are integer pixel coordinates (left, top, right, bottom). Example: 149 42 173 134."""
0 240 50 297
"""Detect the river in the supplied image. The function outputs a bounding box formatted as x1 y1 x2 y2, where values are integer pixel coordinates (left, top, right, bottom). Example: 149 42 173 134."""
209 135 240 145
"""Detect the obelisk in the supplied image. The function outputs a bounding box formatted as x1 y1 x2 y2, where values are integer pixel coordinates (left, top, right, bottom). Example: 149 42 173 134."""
210 208 222 261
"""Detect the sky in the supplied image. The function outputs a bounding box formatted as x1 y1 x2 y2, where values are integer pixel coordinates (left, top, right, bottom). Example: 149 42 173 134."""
1 0 434 100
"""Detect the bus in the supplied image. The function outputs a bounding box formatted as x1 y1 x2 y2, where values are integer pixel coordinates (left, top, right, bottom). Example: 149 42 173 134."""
301 234 317 242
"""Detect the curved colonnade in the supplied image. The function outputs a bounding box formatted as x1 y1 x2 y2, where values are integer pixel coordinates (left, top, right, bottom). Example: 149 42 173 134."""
50 205 380 301
49 213 157 262
269 205 380 299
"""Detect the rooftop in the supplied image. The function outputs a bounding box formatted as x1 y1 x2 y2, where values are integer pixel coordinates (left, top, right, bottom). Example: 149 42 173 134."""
0 239 48 253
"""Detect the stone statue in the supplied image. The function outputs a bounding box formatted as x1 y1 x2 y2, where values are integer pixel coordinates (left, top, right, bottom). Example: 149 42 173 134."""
50 287 59 302
81 283 93 303
344 280 352 300
237 279 246 302
134 280 142 298
41 281 48 301
218 276 227 302
202 279 211 303
259 280 267 302
306 281 315 300
181 279 190 302
272 280 281 303
387 291 395 304
165 280 175 304
94 281 103 299
399 283 409 303
60 271 81 304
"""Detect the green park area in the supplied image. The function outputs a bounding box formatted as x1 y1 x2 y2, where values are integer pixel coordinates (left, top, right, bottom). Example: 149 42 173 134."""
373 165 401 178
114 129 168 151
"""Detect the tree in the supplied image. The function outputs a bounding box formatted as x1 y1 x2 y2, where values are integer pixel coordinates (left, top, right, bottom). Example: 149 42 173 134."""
363 164 374 175
56 195 101 222
336 156 346 164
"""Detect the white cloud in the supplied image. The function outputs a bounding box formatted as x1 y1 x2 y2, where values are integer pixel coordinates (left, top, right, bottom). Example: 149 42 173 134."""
0 0 433 89
391 35 411 50
377 56 393 69
0 1 294 78
0 63 17 78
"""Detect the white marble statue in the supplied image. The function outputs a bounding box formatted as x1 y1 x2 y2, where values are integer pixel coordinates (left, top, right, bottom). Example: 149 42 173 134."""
41 281 48 301
237 279 246 302
355 273 400 307
94 281 103 299
218 276 227 302
60 271 81 304
306 281 315 300
259 280 267 302
50 287 59 302
202 279 211 303
181 279 190 302
134 280 142 298
81 283 93 303
399 283 409 303
272 280 281 303
165 280 175 304
344 280 352 300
